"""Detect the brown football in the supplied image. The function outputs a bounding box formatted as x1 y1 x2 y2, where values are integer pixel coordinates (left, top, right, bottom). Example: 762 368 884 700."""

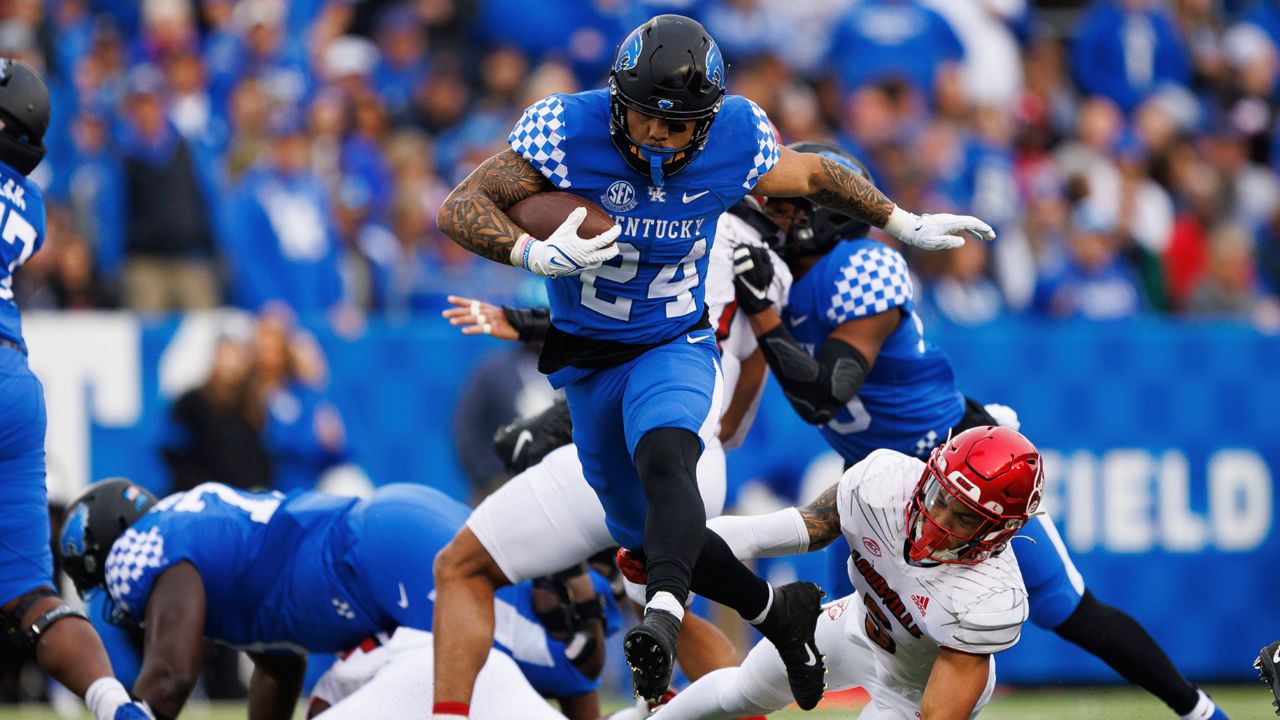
507 191 616 241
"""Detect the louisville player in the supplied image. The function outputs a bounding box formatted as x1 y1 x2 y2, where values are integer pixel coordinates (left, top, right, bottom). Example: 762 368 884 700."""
433 195 790 703
651 426 1042 719
434 13 994 710
58 479 616 720
730 142 1227 720
0 61 152 720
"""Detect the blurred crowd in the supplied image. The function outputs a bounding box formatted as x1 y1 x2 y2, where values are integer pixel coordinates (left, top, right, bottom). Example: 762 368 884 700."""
1 0 1278 327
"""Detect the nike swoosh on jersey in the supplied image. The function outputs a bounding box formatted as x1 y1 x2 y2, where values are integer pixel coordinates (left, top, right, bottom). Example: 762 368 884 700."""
686 334 710 344
397 582 409 609
789 315 809 326
512 429 533 462
682 190 710 203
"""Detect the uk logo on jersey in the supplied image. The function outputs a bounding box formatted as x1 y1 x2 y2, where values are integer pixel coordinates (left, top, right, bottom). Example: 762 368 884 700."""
648 186 666 203
601 180 638 212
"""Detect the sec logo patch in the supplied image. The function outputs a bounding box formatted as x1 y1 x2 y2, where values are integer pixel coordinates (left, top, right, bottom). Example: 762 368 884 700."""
600 180 637 213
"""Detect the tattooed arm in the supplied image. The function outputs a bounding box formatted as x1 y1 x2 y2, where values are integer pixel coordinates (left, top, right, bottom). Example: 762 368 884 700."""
796 483 843 551
706 482 843 560
436 149 555 264
753 146 995 251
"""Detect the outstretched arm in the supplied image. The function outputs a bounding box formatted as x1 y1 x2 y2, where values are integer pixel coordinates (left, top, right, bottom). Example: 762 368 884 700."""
132 563 206 719
753 147 994 250
920 648 991 720
707 482 844 560
437 149 555 264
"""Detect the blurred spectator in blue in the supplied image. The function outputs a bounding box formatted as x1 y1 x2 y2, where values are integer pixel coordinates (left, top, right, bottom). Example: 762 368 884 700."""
136 0 199 64
1257 206 1280 297
919 239 1005 326
1033 203 1147 319
225 112 346 317
51 0 96 81
165 50 228 148
1243 0 1280 50
208 0 311 110
701 0 776 65
66 108 123 281
411 69 471 137
475 0 629 88
341 87 393 221
921 0 1025 108
1072 0 1191 115
250 310 348 494
221 75 271 181
371 4 432 123
1186 223 1261 316
116 65 222 311
824 0 963 102
199 0 243 112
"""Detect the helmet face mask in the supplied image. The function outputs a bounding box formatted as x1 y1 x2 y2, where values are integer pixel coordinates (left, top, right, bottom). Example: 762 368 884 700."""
905 426 1044 565
607 15 726 186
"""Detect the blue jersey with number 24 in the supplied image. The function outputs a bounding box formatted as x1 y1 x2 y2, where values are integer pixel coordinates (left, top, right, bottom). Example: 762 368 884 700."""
508 89 779 345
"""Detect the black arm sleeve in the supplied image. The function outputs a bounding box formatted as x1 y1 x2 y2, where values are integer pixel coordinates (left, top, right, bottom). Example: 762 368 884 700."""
502 306 551 343
755 324 871 426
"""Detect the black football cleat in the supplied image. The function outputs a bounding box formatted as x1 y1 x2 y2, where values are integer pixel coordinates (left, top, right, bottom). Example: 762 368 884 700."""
756 582 827 710
624 608 681 704
1257 639 1280 716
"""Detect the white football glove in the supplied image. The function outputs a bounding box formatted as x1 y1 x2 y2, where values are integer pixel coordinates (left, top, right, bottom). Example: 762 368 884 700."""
510 206 621 277
883 206 996 251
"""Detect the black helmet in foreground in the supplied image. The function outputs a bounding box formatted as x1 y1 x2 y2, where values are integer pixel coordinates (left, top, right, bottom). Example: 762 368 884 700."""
608 15 726 186
59 478 157 597
0 59 48 176
774 141 875 260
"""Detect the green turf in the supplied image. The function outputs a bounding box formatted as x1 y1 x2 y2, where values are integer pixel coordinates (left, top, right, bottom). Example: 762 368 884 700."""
0 685 1273 719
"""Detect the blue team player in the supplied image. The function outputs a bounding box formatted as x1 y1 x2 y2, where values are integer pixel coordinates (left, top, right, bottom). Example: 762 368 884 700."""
0 60 153 720
58 479 619 720
729 142 1228 720
434 14 995 712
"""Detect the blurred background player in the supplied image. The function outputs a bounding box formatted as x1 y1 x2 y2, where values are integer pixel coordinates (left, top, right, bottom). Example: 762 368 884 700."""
58 478 619 720
652 426 1043 720
434 13 996 712
729 143 1226 720
432 193 793 703
0 59 153 720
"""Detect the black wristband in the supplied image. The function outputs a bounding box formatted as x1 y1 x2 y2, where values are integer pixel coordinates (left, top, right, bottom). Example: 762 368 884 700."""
502 306 551 343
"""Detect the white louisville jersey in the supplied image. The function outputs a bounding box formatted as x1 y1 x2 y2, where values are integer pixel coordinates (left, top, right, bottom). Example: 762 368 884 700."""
836 449 1028 690
705 210 791 442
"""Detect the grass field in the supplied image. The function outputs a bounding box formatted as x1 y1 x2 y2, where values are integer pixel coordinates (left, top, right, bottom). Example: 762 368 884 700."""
0 685 1274 720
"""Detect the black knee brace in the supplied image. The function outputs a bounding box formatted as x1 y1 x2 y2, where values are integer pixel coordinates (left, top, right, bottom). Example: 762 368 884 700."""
3 588 89 655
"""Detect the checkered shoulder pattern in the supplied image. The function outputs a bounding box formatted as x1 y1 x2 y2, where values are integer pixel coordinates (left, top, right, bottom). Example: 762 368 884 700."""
104 526 167 614
508 95 571 189
827 243 913 324
742 99 780 190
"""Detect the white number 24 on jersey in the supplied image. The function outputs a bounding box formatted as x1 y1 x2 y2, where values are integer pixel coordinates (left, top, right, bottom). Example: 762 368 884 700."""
579 239 707 321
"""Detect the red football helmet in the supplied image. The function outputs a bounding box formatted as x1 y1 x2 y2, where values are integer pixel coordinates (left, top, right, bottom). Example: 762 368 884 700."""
906 426 1044 565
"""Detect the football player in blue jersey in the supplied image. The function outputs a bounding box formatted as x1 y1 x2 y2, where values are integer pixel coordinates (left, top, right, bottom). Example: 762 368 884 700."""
435 14 995 712
58 479 618 720
0 61 154 720
727 141 1228 720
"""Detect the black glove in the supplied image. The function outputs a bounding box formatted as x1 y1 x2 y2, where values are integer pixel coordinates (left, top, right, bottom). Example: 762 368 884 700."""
732 244 775 315
501 306 551 343
492 398 574 474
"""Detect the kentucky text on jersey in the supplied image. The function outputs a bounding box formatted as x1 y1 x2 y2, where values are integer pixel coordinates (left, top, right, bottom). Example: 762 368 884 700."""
509 89 778 345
